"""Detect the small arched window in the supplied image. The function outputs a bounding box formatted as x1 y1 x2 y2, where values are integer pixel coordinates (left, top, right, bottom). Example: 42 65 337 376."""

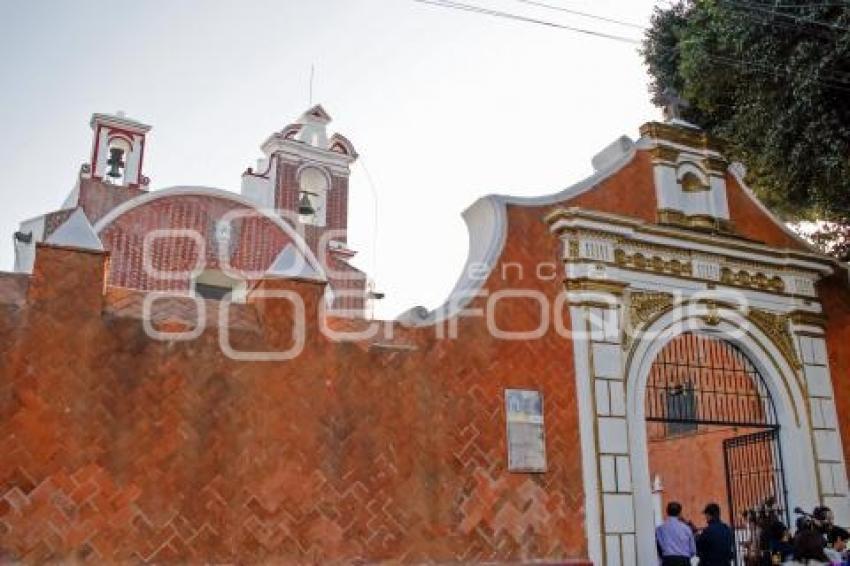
297 166 329 226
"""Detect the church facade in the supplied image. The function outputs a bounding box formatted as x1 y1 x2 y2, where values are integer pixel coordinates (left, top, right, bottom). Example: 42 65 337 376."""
1 106 849 565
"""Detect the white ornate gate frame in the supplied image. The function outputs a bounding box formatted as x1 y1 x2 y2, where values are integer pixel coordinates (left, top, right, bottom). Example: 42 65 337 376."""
626 307 819 566
551 208 850 566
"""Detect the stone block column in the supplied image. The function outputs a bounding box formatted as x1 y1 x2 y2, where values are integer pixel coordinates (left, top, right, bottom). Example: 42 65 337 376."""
793 316 850 524
569 287 637 566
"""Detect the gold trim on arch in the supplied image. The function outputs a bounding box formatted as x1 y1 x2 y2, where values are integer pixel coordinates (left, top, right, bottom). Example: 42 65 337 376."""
623 309 804 428
748 309 802 370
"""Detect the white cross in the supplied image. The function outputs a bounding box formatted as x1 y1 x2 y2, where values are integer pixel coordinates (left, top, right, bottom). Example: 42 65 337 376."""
660 87 690 121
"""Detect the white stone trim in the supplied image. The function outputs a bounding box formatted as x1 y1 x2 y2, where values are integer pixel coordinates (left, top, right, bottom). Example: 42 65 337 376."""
46 208 104 251
550 211 834 274
397 139 639 325
571 305 604 566
625 306 821 565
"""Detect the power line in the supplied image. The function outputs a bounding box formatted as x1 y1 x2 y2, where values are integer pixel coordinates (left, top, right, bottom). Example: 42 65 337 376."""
411 0 642 44
723 0 850 33
771 2 850 7
510 0 646 30
412 0 850 91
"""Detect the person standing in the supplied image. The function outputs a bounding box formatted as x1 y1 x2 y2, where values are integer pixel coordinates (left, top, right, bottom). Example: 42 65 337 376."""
783 529 830 565
696 503 734 566
825 527 849 565
656 501 696 566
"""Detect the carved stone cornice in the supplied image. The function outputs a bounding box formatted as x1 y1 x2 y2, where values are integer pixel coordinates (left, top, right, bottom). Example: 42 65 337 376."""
657 209 736 234
629 291 675 330
564 278 629 296
789 310 827 328
720 267 786 293
640 121 716 152
624 291 675 348
614 247 693 277
748 309 802 369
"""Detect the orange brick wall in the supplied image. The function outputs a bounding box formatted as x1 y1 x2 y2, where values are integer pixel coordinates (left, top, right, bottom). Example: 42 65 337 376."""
0 203 589 563
1 145 844 563
820 269 850 475
648 426 759 529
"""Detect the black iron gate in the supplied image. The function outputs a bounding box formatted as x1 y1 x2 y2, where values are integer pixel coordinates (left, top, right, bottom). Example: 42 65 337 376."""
645 333 789 565
723 429 789 566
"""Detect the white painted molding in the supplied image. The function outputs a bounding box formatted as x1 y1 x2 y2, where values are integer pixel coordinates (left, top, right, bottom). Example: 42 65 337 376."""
592 136 635 173
625 306 819 566
550 209 835 274
266 244 326 282
396 138 639 325
46 208 104 251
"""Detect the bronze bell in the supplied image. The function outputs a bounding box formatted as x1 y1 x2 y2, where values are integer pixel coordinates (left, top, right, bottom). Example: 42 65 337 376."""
297 191 315 216
106 147 126 179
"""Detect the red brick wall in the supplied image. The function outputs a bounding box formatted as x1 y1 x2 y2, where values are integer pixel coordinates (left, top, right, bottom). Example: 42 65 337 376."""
0 200 589 563
569 151 659 223
820 269 850 475
98 195 294 292
648 426 745 528
723 175 809 250
77 178 148 225
1 145 839 563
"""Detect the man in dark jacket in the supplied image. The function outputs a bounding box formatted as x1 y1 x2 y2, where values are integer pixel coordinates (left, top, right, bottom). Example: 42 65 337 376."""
697 503 735 566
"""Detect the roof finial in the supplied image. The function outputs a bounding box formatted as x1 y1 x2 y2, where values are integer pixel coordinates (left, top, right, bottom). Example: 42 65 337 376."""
660 87 689 122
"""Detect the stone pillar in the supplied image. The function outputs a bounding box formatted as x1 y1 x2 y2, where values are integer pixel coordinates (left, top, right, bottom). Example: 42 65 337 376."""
792 313 850 524
568 282 637 566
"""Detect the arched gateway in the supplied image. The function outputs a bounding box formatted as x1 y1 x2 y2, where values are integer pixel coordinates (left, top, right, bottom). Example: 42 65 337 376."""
545 119 849 566
645 332 787 564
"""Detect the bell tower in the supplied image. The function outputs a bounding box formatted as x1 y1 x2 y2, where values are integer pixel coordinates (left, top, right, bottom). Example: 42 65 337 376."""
87 111 151 188
241 104 358 249
241 105 367 314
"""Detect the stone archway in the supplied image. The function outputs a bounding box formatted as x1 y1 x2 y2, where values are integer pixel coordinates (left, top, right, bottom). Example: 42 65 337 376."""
625 305 819 566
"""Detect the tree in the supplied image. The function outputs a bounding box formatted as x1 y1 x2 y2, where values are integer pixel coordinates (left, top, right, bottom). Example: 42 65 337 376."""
642 0 850 260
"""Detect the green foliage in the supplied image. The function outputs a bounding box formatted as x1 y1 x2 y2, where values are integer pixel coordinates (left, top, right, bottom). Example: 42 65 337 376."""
642 0 850 259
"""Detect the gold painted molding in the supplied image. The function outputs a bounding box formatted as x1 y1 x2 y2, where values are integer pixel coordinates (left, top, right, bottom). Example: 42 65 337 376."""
564 278 629 296
624 291 676 348
720 267 786 293
640 121 715 151
748 309 802 369
790 310 828 328
657 209 736 234
615 247 692 277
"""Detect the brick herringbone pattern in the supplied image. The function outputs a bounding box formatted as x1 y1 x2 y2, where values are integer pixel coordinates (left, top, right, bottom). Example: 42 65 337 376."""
0 205 588 564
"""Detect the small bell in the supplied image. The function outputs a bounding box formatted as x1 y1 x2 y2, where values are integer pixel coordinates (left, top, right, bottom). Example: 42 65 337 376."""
297 191 315 216
106 147 126 179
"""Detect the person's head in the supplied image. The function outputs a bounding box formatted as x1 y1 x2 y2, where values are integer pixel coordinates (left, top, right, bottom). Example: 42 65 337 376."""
768 521 790 543
813 506 834 525
793 530 829 563
703 503 721 522
828 527 850 552
667 502 683 518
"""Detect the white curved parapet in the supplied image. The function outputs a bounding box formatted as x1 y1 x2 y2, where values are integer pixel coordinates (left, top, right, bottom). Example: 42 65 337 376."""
396 136 639 326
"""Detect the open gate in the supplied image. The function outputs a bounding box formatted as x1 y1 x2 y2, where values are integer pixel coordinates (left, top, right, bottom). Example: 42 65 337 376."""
724 430 789 566
646 333 789 565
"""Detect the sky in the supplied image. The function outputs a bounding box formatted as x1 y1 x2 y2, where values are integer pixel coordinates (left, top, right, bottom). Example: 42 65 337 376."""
0 0 662 318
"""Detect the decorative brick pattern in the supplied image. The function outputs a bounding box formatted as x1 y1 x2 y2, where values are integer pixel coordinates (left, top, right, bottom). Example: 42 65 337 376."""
98 195 294 292
0 202 589 563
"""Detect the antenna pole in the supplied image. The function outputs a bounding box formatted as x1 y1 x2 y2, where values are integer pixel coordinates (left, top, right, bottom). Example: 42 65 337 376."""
309 64 315 106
